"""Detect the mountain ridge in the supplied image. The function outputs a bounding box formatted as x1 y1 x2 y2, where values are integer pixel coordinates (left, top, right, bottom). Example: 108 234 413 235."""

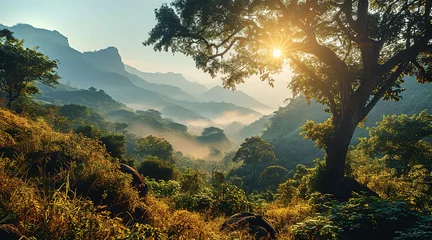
200 85 273 112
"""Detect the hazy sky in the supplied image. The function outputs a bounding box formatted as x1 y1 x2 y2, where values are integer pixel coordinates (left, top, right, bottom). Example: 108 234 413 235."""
1 0 292 108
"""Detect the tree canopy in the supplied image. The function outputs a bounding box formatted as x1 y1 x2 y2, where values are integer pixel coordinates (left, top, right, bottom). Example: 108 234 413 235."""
137 135 175 164
0 29 59 109
145 0 432 199
357 110 432 173
233 136 278 186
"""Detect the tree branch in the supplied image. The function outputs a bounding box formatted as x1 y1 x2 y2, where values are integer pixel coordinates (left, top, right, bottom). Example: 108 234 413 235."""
288 55 337 115
363 63 407 117
380 32 432 74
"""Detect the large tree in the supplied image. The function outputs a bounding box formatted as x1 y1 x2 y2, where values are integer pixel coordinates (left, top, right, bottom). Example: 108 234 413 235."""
233 136 278 187
0 29 59 109
145 0 432 198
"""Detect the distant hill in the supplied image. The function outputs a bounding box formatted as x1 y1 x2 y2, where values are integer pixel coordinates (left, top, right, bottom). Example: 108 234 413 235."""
37 85 131 113
1 23 261 125
261 77 432 170
83 47 197 102
200 86 272 112
1 24 178 110
238 115 273 140
125 65 208 97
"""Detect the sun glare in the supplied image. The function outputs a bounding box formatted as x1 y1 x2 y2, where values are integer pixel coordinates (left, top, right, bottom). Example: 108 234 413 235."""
273 49 282 58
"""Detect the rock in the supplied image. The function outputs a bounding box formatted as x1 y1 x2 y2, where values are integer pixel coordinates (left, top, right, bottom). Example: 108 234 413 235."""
119 163 148 197
221 212 276 239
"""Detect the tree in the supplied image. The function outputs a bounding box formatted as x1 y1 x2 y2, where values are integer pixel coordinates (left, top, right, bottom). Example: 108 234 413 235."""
356 111 432 173
137 135 175 163
233 136 278 186
197 126 230 145
145 0 432 198
138 156 176 181
259 165 289 191
100 134 126 160
114 122 128 133
0 29 59 109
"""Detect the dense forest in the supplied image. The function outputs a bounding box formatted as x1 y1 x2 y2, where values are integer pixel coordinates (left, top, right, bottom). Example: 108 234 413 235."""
2 0 432 239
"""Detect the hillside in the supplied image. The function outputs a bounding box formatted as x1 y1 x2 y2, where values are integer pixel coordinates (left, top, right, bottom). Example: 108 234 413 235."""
262 77 432 170
125 65 208 97
200 86 273 113
37 85 130 113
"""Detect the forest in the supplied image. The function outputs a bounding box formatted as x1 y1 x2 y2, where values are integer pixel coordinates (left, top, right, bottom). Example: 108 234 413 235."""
1 0 432 239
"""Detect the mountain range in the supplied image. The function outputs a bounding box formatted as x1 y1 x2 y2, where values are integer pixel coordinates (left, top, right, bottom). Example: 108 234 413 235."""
1 23 267 127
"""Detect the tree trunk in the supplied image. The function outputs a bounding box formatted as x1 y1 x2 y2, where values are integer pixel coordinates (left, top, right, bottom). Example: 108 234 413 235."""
6 94 12 110
318 108 378 200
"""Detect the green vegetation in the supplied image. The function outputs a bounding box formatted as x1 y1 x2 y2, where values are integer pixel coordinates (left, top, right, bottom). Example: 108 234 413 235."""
145 0 432 200
233 137 279 189
1 1 432 238
0 29 59 109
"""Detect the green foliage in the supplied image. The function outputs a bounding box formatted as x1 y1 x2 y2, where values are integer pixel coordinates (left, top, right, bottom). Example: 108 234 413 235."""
394 215 432 240
0 29 59 109
173 189 213 213
259 165 289 191
290 215 341 240
146 179 180 198
233 136 278 187
137 135 175 164
277 164 316 204
301 118 335 150
138 156 176 181
348 112 432 209
179 171 203 193
212 184 250 216
75 125 101 139
233 136 278 166
357 111 432 172
292 195 420 240
100 134 126 159
196 126 230 149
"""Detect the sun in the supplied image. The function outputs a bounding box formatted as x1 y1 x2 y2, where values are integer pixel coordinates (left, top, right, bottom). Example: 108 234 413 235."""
273 49 282 58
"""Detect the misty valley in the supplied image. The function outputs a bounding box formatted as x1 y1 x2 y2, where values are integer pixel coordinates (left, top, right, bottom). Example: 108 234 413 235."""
1 1 432 239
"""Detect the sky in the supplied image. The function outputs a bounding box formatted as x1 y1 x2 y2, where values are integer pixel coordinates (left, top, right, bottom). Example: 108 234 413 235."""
1 0 293 108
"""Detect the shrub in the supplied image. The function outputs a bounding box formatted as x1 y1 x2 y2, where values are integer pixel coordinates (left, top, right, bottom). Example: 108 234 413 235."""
146 179 180 198
138 156 176 181
212 184 250 216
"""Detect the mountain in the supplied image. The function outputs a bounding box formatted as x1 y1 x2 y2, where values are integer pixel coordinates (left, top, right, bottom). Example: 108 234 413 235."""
125 65 208 97
238 115 273 140
1 23 263 126
2 24 175 109
83 47 198 102
37 84 131 113
261 77 432 170
199 86 273 112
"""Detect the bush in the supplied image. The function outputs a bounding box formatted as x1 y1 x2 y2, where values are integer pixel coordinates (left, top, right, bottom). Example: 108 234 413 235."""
259 165 289 191
291 195 419 240
212 184 250 216
146 179 180 198
138 156 176 181
173 189 213 212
